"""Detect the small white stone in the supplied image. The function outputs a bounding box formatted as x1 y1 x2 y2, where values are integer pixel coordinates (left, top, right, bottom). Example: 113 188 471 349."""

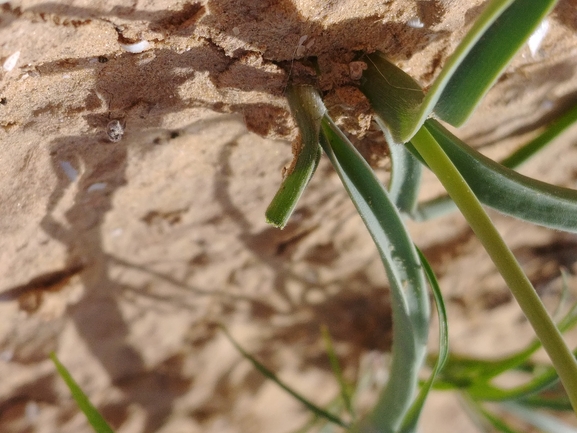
232 27 240 36
406 17 424 29
3 51 20 71
119 40 150 53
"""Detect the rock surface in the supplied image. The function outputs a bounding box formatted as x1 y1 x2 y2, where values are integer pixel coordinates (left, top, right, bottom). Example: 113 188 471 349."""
1 1 577 432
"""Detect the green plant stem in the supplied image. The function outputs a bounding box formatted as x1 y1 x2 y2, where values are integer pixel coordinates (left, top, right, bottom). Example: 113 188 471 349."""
411 125 577 415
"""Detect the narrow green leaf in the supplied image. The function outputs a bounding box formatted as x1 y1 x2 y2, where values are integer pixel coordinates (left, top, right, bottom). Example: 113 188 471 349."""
501 103 577 169
434 0 558 126
400 249 448 433
265 85 325 228
319 113 429 433
476 404 525 433
50 353 115 433
220 326 348 428
424 119 577 233
321 325 354 419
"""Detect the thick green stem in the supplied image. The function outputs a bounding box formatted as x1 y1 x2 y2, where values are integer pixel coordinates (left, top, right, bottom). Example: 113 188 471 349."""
411 125 577 414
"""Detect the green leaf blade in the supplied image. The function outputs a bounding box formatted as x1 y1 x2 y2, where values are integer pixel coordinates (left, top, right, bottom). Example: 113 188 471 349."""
319 113 429 433
425 119 577 233
265 85 325 229
360 53 424 145
50 353 115 433
433 0 558 126
400 249 449 433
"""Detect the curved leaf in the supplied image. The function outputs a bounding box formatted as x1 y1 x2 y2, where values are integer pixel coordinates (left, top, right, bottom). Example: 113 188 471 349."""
220 326 348 428
50 353 115 433
265 85 325 228
424 119 577 233
319 113 429 433
400 249 448 433
434 0 558 126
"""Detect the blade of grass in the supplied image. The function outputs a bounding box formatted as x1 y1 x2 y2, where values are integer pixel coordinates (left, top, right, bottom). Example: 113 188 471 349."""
265 85 325 228
321 325 355 419
319 112 429 433
400 249 449 433
50 353 115 433
410 124 577 414
501 102 577 168
220 326 348 428
474 403 525 433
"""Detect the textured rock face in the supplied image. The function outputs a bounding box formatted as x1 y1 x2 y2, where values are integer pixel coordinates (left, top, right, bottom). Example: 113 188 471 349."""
1 1 577 432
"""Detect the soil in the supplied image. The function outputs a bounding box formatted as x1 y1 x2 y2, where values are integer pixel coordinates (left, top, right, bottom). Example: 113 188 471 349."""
1 1 577 432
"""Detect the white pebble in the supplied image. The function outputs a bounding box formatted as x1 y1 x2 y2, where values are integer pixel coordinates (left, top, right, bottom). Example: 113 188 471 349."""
120 40 150 54
232 27 240 36
406 17 424 29
3 51 20 71
528 19 549 57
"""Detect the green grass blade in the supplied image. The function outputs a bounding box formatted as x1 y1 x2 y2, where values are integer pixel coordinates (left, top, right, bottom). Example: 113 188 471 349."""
475 404 525 433
433 0 558 126
265 85 325 228
321 325 355 419
319 113 429 433
501 103 577 168
424 119 577 233
466 368 559 402
410 124 577 414
378 118 423 215
400 249 448 433
220 326 348 428
50 353 115 433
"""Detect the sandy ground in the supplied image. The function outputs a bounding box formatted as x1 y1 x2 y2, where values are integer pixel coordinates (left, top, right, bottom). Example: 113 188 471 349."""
1 1 577 432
